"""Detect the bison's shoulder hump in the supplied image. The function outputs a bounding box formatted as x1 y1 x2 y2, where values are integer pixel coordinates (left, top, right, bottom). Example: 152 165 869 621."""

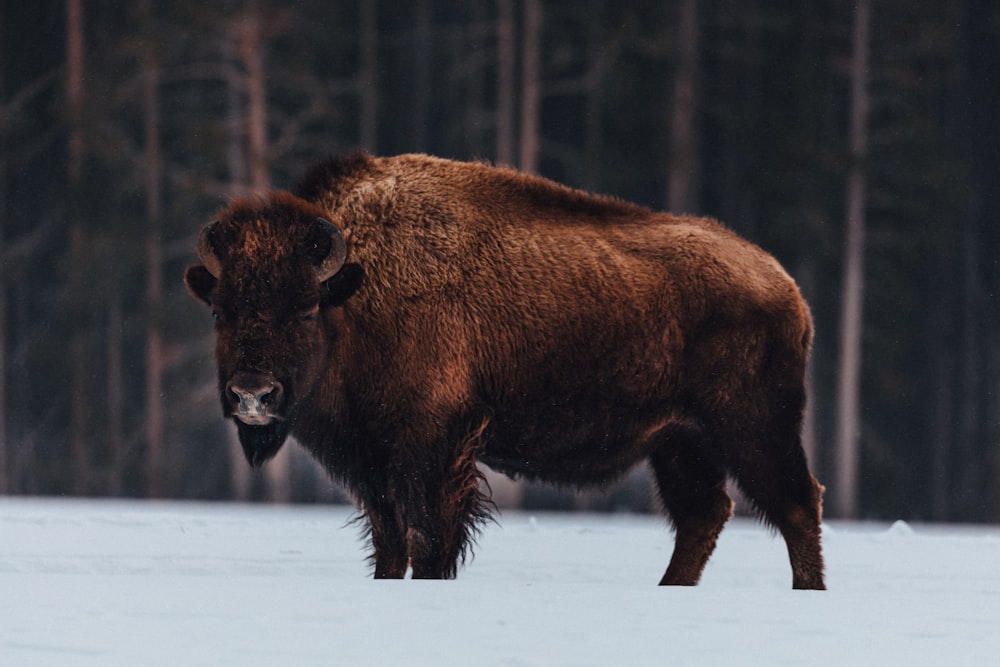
294 152 377 202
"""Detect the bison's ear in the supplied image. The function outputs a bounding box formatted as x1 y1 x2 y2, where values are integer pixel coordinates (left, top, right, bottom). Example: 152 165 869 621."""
320 263 363 308
184 265 217 306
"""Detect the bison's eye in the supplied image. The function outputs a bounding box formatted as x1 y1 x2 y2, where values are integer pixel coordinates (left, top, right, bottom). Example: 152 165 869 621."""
295 307 320 323
212 310 226 324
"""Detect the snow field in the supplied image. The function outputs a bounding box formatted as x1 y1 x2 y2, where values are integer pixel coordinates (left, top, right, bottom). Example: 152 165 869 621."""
1 498 998 666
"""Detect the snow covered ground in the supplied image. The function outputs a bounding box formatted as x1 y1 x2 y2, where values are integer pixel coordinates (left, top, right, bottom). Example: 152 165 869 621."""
2 498 998 666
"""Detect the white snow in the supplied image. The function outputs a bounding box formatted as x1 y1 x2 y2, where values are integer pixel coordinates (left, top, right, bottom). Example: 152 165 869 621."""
2 498 999 666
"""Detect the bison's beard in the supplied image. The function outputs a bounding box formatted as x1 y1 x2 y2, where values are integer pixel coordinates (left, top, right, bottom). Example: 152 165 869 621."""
235 419 291 468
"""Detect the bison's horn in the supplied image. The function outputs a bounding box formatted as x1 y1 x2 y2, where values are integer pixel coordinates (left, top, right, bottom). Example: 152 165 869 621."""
196 221 223 278
314 217 347 282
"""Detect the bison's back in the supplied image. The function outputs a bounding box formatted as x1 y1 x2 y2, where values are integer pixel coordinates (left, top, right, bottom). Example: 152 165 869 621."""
429 216 806 486
326 155 810 485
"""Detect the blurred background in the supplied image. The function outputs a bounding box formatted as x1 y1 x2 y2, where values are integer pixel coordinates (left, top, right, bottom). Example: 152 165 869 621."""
1 0 997 521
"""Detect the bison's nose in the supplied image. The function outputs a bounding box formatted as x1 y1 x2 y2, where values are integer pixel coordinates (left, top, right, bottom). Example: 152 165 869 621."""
226 374 283 424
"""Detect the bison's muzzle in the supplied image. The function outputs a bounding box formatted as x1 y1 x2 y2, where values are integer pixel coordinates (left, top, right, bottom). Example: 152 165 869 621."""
226 372 284 426
224 372 292 467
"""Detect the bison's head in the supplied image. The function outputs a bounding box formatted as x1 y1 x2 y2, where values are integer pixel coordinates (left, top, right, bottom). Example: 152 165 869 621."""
184 193 361 467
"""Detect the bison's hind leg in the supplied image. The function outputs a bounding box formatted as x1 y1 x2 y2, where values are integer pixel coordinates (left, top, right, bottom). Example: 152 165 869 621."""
649 429 734 586
723 391 826 590
730 450 826 590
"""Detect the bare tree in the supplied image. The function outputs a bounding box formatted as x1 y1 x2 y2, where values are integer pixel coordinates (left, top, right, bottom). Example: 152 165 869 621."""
496 0 516 166
0 200 5 495
216 28 252 501
519 0 542 174
797 257 819 474
0 60 57 494
833 0 871 519
413 0 432 152
106 283 124 494
66 0 91 493
239 4 270 195
142 3 166 498
668 0 700 213
0 0 7 495
236 4 290 502
359 0 378 152
581 0 605 191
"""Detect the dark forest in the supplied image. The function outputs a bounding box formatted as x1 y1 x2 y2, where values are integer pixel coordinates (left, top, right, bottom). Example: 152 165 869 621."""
1 0 998 521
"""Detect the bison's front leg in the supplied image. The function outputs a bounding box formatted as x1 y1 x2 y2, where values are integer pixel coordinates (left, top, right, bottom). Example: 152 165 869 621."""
404 437 494 580
359 494 408 579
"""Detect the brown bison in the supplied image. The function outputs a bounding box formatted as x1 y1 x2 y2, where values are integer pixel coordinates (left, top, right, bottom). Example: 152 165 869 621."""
184 152 825 589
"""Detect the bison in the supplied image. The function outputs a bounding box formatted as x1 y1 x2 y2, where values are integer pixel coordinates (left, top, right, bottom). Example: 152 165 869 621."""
184 152 825 589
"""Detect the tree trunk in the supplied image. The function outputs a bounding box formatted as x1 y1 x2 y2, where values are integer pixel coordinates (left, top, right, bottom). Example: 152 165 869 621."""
833 0 870 519
494 1 523 510
0 0 7 495
496 0 516 166
519 0 542 174
413 0 431 152
582 0 604 191
359 0 378 152
106 285 124 495
929 301 955 520
141 11 166 498
237 6 288 502
459 3 488 156
797 256 819 474
66 0 84 189
0 197 6 495
224 34 247 198
240 5 269 194
223 30 251 500
667 0 700 213
957 224 984 517
67 0 90 494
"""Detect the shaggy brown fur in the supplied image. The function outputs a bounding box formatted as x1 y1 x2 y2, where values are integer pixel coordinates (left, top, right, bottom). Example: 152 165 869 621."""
184 152 825 588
